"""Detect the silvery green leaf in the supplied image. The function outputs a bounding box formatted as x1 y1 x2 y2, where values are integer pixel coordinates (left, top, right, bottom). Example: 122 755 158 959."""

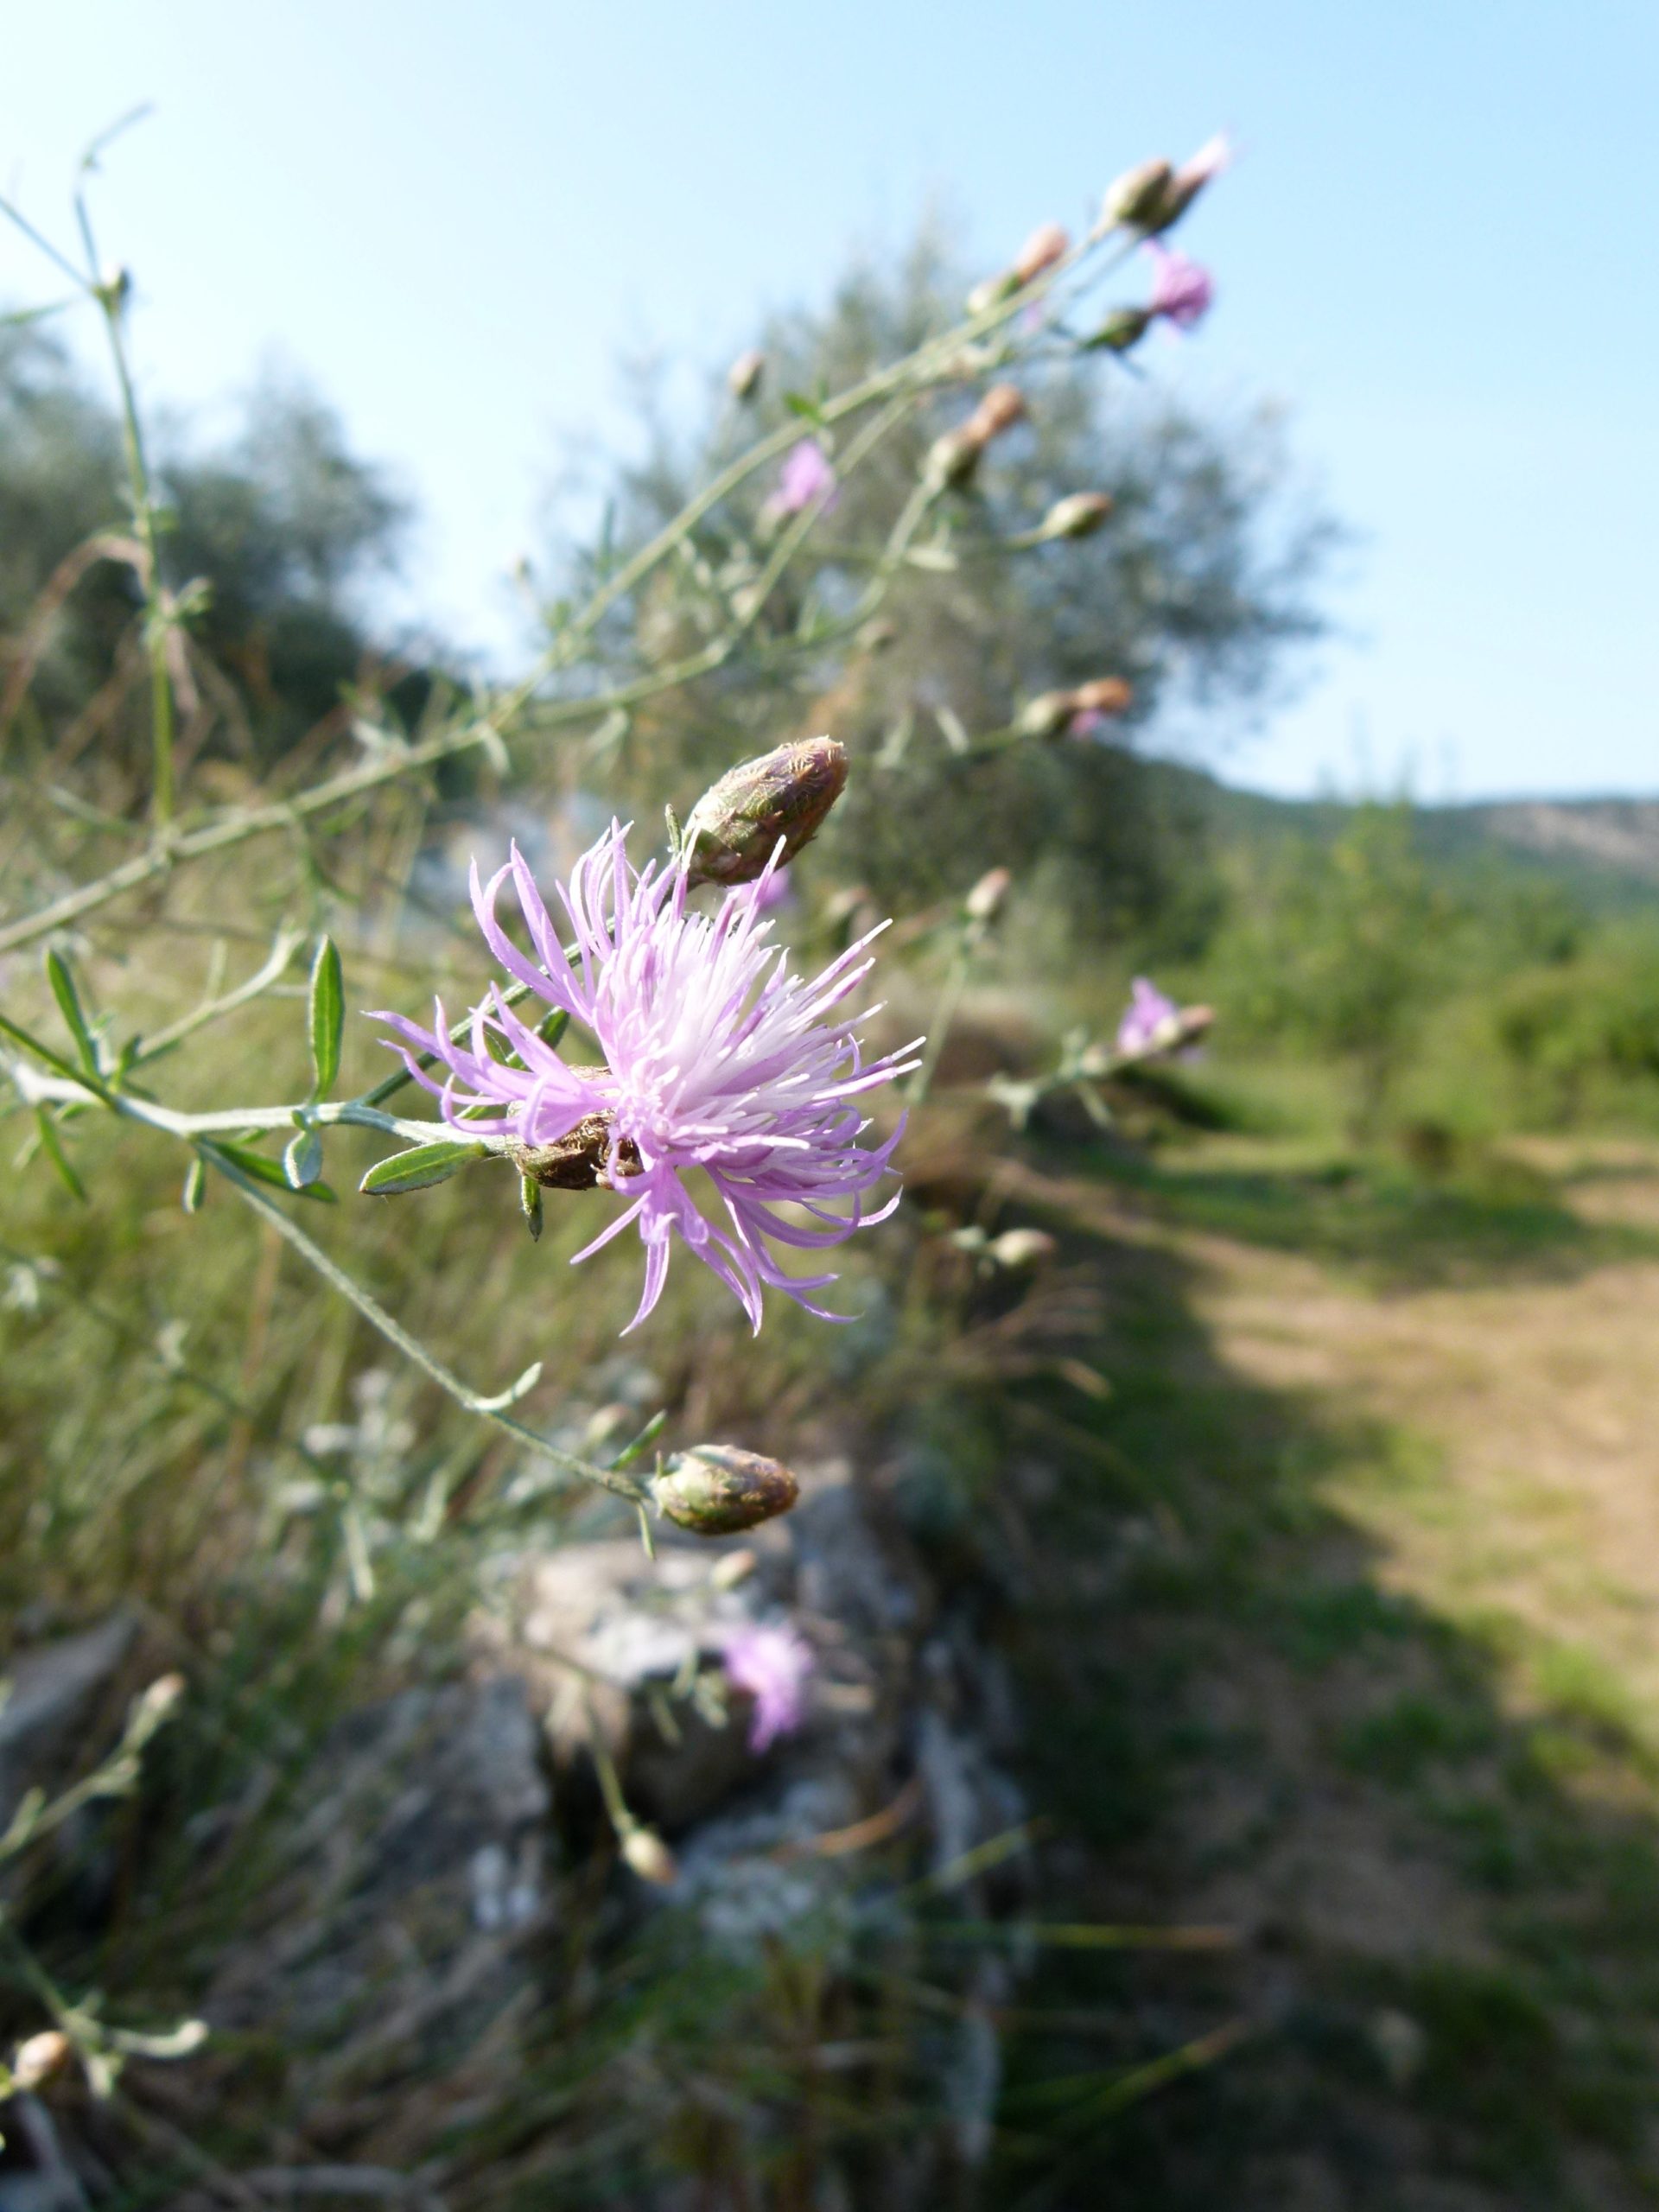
283 1128 324 1188
359 1139 487 1196
204 1138 337 1202
308 937 344 1099
34 1107 86 1201
45 948 100 1078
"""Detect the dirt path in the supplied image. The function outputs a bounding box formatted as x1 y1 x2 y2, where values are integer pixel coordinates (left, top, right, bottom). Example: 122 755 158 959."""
996 1138 1659 2210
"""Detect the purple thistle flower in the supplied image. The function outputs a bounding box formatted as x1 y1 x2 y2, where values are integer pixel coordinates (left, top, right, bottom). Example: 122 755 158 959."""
1146 243 1214 331
1116 976 1183 1058
721 1621 813 1752
371 827 920 1334
776 437 838 514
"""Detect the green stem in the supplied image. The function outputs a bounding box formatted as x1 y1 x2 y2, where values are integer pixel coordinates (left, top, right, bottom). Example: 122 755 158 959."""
203 1149 647 1507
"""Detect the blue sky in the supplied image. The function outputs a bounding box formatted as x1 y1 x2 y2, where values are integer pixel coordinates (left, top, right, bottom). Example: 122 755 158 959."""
2 1 1656 801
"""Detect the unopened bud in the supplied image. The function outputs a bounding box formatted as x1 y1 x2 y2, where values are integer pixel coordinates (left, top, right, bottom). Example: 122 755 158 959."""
1012 221 1070 286
965 867 1013 924
135 1672 187 1730
619 1821 678 1885
1014 690 1080 741
1038 493 1114 542
1072 677 1133 717
968 384 1027 444
1083 307 1154 354
988 1227 1056 1268
925 425 985 491
11 2030 72 2092
727 348 766 402
1099 157 1177 232
965 271 1019 317
652 1446 801 1536
1160 134 1230 230
682 736 849 888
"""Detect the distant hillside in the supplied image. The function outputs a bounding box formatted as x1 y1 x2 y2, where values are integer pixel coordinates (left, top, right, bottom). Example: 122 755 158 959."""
1168 768 1659 911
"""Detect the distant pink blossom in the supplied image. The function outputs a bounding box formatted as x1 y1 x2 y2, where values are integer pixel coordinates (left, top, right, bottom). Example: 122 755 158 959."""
776 438 838 514
1116 976 1182 1058
1146 244 1213 331
371 826 918 1334
721 1622 814 1751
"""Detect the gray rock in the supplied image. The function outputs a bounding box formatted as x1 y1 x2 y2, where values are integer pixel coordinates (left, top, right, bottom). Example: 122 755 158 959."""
0 1615 142 1829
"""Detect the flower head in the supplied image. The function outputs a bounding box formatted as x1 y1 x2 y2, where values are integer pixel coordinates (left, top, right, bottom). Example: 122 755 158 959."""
1146 243 1214 331
1116 976 1182 1058
721 1621 814 1752
776 438 838 514
372 825 919 1333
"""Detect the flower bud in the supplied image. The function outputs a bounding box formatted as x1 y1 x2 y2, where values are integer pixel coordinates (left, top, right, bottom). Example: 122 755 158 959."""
1099 157 1177 232
727 347 766 401
965 271 1020 317
964 866 1013 923
1014 690 1080 741
968 384 1027 445
1038 493 1114 542
1012 221 1070 286
1083 308 1154 354
619 1821 678 1885
1160 134 1230 229
652 1446 800 1536
1072 677 1133 717
682 736 849 888
988 1226 1056 1268
11 2030 72 2092
925 425 985 491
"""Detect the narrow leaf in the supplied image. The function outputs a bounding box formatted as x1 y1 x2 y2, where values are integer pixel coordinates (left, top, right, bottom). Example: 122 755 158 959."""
359 1138 487 1197
181 1156 206 1213
520 1173 543 1241
283 1128 324 1189
0 1007 88 1089
203 1138 337 1203
45 949 100 1078
34 1107 86 1202
308 937 344 1100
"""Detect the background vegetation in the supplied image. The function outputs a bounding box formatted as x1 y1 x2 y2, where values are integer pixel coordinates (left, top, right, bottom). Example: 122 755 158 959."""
6 184 1659 2212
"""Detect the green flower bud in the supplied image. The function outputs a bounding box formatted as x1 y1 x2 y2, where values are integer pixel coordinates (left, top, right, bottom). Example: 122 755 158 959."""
682 737 849 888
618 1819 679 1885
1098 157 1177 232
1014 690 1079 740
652 1446 800 1536
964 866 1012 924
727 347 766 401
1082 307 1154 354
1037 492 1114 541
925 424 985 491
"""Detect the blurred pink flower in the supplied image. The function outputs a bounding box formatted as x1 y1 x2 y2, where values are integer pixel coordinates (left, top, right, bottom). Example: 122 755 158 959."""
776 438 838 514
1147 243 1214 331
721 1622 814 1751
1116 976 1183 1058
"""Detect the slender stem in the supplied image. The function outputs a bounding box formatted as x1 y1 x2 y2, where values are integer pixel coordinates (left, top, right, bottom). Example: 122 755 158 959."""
74 178 177 832
204 1150 647 1506
907 936 976 1106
